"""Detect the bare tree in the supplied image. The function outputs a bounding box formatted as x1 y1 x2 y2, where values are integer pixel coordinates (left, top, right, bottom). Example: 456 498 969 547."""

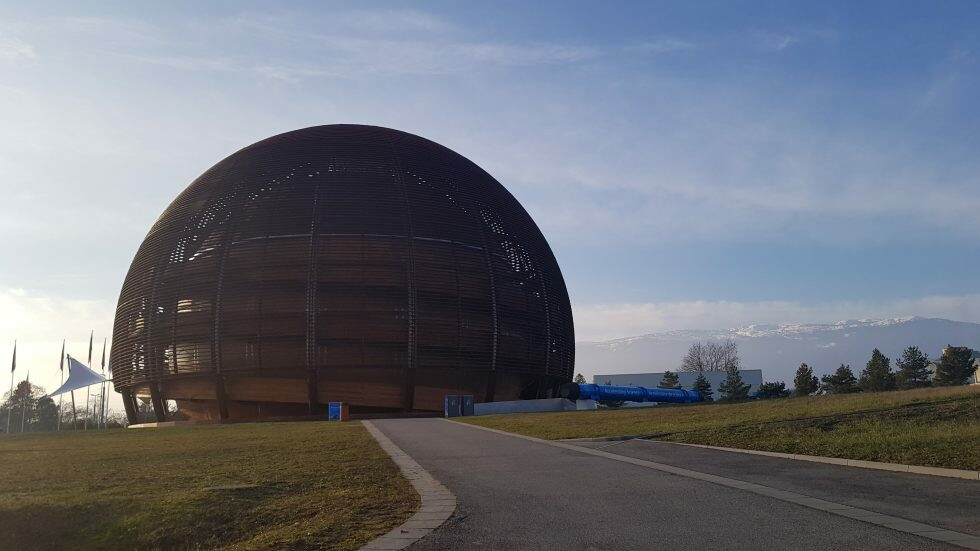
705 341 725 372
682 340 739 373
681 341 707 373
720 339 740 372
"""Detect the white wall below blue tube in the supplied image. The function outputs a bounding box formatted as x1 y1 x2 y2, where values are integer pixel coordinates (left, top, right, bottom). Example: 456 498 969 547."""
472 397 597 416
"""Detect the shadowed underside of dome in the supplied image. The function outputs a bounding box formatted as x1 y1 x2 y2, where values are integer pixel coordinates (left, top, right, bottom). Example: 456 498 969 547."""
110 124 574 422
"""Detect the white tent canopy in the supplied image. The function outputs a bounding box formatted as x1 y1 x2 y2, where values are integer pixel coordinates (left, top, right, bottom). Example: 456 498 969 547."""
47 356 106 397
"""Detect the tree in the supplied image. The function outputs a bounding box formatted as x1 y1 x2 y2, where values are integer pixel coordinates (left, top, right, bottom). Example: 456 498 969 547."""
858 349 896 392
821 364 859 394
934 346 976 386
895 346 931 389
681 340 740 373
793 363 819 396
573 373 587 384
691 373 713 401
756 381 789 399
717 340 740 373
718 366 750 402
681 342 707 373
1 380 59 433
658 370 681 389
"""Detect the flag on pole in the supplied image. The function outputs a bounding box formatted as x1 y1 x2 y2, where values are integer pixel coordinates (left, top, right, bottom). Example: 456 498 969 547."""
101 338 106 370
88 331 94 365
60 340 65 372
10 340 15 373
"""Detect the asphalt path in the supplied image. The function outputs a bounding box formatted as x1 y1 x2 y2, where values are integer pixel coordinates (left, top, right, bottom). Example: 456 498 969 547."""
572 439 980 536
372 418 965 551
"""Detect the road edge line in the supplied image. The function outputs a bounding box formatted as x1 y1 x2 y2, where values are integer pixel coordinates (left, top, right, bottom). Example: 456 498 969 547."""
448 419 980 550
360 420 457 551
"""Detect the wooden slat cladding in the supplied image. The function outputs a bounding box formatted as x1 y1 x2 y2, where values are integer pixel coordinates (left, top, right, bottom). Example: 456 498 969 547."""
110 125 574 417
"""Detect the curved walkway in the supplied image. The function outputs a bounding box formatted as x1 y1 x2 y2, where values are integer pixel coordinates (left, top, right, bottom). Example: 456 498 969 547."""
361 421 456 550
370 418 979 550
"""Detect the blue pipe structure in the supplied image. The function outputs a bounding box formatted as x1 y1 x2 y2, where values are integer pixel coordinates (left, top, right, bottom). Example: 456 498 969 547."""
560 383 702 403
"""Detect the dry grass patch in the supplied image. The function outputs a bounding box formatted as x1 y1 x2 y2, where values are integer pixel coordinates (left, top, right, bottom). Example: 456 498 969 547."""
460 386 980 470
0 421 416 550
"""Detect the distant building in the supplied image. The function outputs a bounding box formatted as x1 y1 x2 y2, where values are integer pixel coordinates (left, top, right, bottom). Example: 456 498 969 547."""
593 370 764 401
927 346 980 385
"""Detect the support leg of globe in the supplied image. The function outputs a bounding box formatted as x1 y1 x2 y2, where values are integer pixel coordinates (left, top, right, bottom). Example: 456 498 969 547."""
110 125 574 422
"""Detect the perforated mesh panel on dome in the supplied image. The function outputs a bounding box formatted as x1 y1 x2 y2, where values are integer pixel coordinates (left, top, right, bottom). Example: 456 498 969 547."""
110 124 574 417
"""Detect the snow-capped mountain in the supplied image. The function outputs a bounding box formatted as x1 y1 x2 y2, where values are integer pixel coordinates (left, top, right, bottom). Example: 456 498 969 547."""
576 317 980 384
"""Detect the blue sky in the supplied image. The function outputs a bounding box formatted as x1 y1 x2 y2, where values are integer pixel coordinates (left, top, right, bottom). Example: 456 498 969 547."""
2 1 980 387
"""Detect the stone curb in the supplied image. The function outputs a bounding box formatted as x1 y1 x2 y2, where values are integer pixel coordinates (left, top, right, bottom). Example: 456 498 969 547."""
360 421 457 551
656 441 980 481
449 419 980 550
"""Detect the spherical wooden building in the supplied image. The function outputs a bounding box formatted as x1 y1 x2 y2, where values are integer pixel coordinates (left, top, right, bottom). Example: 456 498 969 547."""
110 125 574 422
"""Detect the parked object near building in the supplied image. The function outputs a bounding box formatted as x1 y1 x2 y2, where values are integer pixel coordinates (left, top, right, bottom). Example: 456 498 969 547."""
327 402 349 421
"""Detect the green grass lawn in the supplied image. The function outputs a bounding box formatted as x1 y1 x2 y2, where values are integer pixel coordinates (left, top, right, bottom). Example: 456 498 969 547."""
0 421 417 550
460 385 980 470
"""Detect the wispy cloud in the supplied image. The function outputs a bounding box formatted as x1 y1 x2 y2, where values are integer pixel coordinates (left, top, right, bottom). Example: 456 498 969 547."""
755 32 799 51
0 34 35 65
84 11 601 80
115 38 598 81
628 38 697 53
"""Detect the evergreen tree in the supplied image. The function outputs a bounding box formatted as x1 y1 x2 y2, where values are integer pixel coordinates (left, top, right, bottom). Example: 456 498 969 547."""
691 373 713 401
658 370 681 390
573 373 587 384
934 346 976 386
718 366 750 402
821 364 859 394
756 381 789 399
793 363 819 396
858 349 896 392
895 346 932 389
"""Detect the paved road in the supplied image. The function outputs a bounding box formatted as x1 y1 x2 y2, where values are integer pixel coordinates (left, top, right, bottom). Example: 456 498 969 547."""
372 418 968 551
572 439 980 536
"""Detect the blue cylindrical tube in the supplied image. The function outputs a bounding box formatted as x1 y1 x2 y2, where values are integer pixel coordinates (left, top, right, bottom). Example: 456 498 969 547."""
570 383 702 403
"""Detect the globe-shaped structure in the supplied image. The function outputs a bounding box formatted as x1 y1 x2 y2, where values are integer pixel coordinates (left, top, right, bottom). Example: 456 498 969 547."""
110 124 574 422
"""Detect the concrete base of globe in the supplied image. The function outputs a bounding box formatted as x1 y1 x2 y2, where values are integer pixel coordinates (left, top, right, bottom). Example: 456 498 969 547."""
122 371 568 423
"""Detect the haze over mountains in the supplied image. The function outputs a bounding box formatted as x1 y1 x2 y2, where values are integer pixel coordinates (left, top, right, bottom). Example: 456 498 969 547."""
577 317 980 385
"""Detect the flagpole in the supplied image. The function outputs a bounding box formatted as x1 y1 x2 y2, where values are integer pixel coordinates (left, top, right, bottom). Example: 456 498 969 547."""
100 338 107 429
85 331 92 430
5 340 14 435
57 340 65 432
68 354 78 431
20 371 29 433
106 351 112 428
